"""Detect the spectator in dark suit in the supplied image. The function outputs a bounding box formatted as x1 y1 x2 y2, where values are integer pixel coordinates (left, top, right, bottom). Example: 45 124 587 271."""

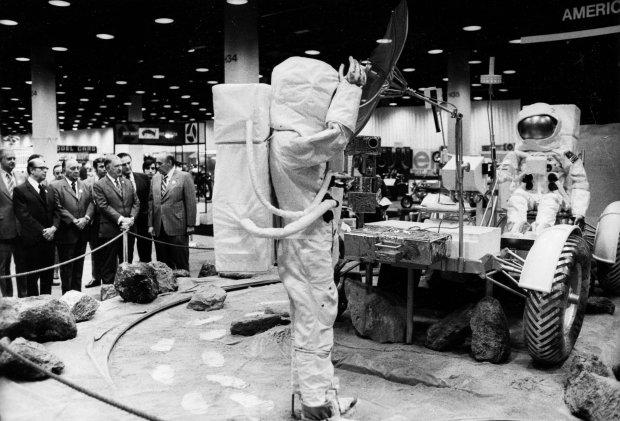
93 155 139 284
142 157 156 181
148 152 197 271
84 157 106 288
51 159 95 294
118 152 151 263
13 158 58 296
0 147 18 297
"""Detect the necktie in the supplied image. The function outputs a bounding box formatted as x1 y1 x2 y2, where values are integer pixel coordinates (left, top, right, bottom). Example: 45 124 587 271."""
6 173 14 197
161 175 168 196
115 178 123 199
71 181 77 196
39 184 46 202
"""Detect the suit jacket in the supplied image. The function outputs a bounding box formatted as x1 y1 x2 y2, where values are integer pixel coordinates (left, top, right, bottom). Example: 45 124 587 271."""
51 178 95 244
0 173 17 240
131 172 150 218
149 169 197 236
13 180 59 246
93 176 139 238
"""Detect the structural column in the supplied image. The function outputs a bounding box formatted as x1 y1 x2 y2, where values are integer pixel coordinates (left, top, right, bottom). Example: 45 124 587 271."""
224 0 259 84
30 46 59 168
446 50 472 155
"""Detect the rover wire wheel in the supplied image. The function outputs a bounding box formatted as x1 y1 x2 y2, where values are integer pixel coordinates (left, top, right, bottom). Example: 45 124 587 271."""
523 234 591 366
596 233 620 295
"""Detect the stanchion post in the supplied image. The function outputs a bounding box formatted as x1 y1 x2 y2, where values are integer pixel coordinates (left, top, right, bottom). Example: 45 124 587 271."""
123 230 128 263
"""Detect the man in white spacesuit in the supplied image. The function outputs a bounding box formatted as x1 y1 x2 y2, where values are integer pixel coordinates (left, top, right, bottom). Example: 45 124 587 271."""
499 102 590 234
269 56 366 420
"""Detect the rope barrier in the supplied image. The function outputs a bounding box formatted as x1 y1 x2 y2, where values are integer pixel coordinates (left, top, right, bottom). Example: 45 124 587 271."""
0 340 166 421
0 232 125 280
129 231 214 250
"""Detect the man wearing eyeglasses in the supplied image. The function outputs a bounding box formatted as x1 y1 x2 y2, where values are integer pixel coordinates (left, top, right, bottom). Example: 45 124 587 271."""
13 158 59 296
0 147 18 297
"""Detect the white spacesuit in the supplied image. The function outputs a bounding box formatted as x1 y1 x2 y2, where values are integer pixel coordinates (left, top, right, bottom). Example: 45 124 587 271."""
269 56 364 420
500 103 590 234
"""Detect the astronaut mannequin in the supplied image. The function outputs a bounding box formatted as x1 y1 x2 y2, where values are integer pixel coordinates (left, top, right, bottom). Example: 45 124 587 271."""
499 103 590 235
269 56 366 420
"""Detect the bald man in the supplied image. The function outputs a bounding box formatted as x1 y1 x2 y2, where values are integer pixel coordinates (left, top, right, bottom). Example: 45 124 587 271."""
51 159 95 294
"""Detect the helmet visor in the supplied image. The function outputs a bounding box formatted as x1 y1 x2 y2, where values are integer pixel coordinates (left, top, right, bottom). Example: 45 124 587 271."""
517 115 558 140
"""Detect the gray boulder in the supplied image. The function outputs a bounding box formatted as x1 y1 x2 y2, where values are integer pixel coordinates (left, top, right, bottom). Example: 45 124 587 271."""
148 261 178 293
425 304 474 351
345 279 406 343
172 269 190 279
470 297 511 363
0 297 76 342
256 301 290 318
101 284 118 301
60 290 100 322
114 263 159 304
0 337 64 380
586 296 615 315
187 284 227 311
230 314 288 336
198 262 218 278
565 371 620 420
569 353 615 378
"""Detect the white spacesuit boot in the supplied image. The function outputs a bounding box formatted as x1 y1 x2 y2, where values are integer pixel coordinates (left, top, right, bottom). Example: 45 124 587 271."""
505 188 530 234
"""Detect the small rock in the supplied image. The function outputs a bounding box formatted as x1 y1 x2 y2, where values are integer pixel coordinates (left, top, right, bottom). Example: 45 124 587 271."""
0 337 64 380
187 284 227 311
0 297 76 342
172 269 190 279
564 370 620 421
345 279 406 343
586 296 615 315
198 262 218 278
101 284 118 301
60 290 100 322
256 301 290 318
230 314 288 336
569 353 614 379
148 261 178 293
114 263 159 304
470 297 511 363
219 272 253 280
425 304 474 351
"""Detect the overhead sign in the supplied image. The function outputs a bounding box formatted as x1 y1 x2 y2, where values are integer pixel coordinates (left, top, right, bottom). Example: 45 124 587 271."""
114 123 184 145
57 145 97 153
185 122 198 144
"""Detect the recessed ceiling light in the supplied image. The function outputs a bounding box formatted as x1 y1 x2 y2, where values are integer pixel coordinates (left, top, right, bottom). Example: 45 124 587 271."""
191 102 199 105
135 90 145 94
509 39 522 44
96 33 114 40
173 110 181 114
195 68 209 72
181 95 191 99
84 86 94 90
463 25 481 31
80 98 89 102
402 95 411 99
1 87 10 90
428 49 443 55
169 85 180 90
182 115 188 118
100 104 107 108
58 110 64 113
473 96 483 100
10 98 19 101
443 78 449 82
58 101 66 105
58 116 65 120
227 0 248 4
25 81 31 85
51 46 68 52
106 94 115 98
468 60 482 64
187 48 195 53
152 99 160 103
207 81 218 85
15 57 29 62
304 50 320 55
376 38 392 44
472 83 482 87
154 18 174 24
77 107 84 111
153 74 165 79
403 68 415 72
57 91 65 94
199 108 207 111
94 112 101 116
503 70 516 74
389 102 397 106
116 80 127 85
49 0 70 6
123 102 132 106
109 116 115 119
17 107 25 111
163 104 172 108
206 112 212 116
168 119 175 123
499 88 508 92
0 19 18 26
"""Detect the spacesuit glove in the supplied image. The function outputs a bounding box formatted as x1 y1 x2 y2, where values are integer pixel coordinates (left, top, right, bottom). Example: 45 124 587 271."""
338 56 367 87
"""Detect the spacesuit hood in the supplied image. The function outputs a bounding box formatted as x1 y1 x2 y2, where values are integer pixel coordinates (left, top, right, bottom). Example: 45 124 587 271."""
517 102 563 151
270 57 340 137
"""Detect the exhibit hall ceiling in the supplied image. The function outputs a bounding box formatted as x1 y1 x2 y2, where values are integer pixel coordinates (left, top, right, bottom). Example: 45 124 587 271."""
0 0 618 135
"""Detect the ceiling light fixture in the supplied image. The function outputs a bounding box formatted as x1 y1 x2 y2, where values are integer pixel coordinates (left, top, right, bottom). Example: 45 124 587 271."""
51 46 68 52
153 75 165 79
468 60 482 64
84 86 94 90
58 101 66 105
304 50 320 55
181 95 190 99
106 94 115 98
443 78 449 82
123 102 132 106
499 88 508 92
403 68 415 72
154 18 174 24
79 98 89 102
169 85 180 90
77 107 84 111
402 95 411 99
116 80 127 85
226 0 248 5
207 81 218 85
25 81 31 85
463 25 481 31
428 49 443 54
187 48 195 53
135 90 145 94
1 87 10 90
195 68 209 72
509 39 522 44
48 0 70 6
96 33 114 40
191 102 199 105
503 70 516 74
472 83 482 87
15 57 29 62
0 19 18 26
473 96 483 100
376 38 392 44
389 102 397 106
